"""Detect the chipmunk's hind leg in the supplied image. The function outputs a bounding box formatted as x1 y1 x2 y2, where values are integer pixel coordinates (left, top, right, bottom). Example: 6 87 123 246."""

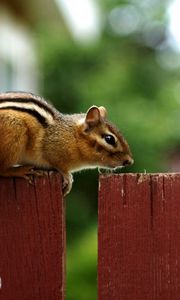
0 114 28 177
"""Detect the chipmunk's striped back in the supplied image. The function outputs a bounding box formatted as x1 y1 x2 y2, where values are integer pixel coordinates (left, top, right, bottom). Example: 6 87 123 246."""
0 92 56 127
0 97 133 195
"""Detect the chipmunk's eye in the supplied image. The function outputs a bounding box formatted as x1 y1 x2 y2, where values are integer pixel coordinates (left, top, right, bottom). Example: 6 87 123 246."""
104 134 116 146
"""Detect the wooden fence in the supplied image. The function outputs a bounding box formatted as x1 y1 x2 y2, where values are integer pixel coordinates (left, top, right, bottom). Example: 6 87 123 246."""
0 173 180 299
0 173 65 300
98 173 180 300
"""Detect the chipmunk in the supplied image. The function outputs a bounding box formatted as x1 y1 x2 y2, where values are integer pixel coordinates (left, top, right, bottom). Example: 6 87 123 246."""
0 92 133 196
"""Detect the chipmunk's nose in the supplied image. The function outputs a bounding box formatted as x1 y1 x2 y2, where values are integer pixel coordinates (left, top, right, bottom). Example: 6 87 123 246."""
123 157 134 166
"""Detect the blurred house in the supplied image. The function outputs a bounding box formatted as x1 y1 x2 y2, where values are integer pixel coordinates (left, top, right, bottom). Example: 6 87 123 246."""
0 0 101 92
0 0 60 93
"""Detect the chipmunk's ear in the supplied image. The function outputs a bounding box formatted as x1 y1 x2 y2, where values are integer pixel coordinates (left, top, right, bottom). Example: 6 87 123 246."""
99 106 107 119
85 106 101 128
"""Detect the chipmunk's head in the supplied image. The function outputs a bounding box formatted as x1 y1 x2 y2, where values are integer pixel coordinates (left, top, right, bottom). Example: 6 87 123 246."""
79 106 134 170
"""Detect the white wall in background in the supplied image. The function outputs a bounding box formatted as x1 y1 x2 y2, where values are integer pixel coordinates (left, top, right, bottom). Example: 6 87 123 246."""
55 0 102 44
0 10 38 92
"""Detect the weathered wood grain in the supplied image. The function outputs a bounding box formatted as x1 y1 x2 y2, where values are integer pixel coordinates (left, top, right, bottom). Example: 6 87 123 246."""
98 173 180 300
0 173 65 300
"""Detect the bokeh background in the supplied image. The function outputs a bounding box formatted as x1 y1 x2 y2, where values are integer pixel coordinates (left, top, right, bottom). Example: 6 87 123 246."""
1 0 180 299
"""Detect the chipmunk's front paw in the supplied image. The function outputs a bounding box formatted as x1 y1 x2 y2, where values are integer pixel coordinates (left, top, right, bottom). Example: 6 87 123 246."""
62 172 73 197
21 167 47 184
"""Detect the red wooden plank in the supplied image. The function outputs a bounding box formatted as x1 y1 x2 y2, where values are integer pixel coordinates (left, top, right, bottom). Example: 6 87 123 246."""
98 173 180 300
151 174 180 298
0 173 65 300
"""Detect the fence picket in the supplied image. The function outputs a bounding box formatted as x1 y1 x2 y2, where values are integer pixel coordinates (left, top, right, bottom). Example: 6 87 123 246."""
0 173 65 300
98 174 180 300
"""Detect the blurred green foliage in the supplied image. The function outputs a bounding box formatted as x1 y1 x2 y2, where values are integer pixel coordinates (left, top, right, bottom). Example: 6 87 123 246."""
37 1 180 298
67 226 97 300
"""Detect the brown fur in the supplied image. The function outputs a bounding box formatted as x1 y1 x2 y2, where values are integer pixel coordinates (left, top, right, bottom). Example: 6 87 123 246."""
0 92 133 195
